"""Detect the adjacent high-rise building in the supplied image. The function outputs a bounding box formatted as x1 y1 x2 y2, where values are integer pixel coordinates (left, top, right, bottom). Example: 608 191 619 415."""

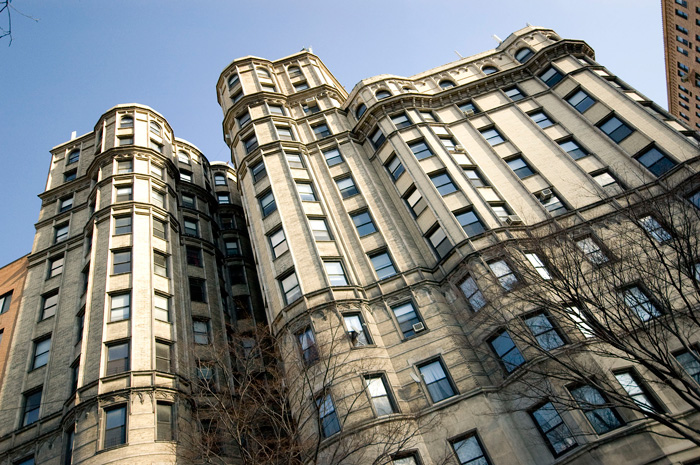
662 0 700 128
1 25 700 465
0 255 29 386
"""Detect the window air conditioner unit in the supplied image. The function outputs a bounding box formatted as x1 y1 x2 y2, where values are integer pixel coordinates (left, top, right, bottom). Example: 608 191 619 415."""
538 189 553 202
462 109 475 117
412 322 425 333
305 97 316 103
453 145 466 153
505 215 522 225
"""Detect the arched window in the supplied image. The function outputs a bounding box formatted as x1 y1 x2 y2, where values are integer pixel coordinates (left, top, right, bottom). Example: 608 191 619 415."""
288 66 302 78
257 68 271 78
120 116 133 128
376 90 391 100
439 80 456 90
228 73 240 89
356 103 367 119
515 48 534 63
178 151 190 164
150 121 162 136
67 149 80 165
214 174 227 186
482 66 498 75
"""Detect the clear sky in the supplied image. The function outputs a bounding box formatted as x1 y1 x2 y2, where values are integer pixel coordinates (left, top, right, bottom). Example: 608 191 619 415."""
0 0 665 267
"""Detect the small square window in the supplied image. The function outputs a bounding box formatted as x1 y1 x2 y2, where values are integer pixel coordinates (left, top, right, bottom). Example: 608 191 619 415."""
323 147 343 166
276 126 295 141
182 194 196 208
539 66 564 87
504 86 525 101
309 217 332 241
244 135 258 154
217 193 231 204
336 177 359 198
569 385 624 434
312 123 331 139
110 293 130 321
67 149 80 165
430 172 458 196
455 209 486 237
350 210 377 237
598 115 633 143
64 170 77 182
524 312 565 350
621 285 661 321
106 342 129 375
480 128 505 146
530 111 554 129
576 237 609 265
488 259 519 290
635 146 677 177
458 100 480 115
506 156 535 178
116 185 133 202
451 433 492 465
286 152 304 169
296 182 317 201
58 196 73 213
117 159 133 174
259 191 277 217
567 89 596 113
324 260 348 286
409 140 434 159
638 215 672 242
48 255 64 278
558 139 589 160
369 251 396 279
225 239 241 257
391 112 411 129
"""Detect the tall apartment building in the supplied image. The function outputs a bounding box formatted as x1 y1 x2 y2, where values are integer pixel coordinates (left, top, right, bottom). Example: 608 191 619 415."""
216 26 700 464
662 0 700 128
0 255 29 385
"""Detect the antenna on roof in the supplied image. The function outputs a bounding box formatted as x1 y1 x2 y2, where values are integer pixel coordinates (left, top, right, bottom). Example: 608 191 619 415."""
300 46 314 53
492 34 503 44
526 22 532 27
454 50 463 59
70 131 77 140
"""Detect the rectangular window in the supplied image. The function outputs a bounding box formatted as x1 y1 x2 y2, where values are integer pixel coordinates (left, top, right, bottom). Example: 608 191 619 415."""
459 276 486 311
217 193 230 204
154 294 169 322
370 128 386 149
59 196 73 213
55 223 69 243
117 159 133 174
347 211 377 239
638 215 671 242
440 136 457 151
180 171 193 183
309 218 332 241
178 151 190 164
365 375 397 415
48 255 64 278
430 172 458 196
558 139 588 160
392 302 423 338
525 252 551 279
312 123 331 139
391 112 411 129
490 203 510 221
153 251 168 277
269 228 288 258
451 433 491 465
404 188 426 217
530 111 554 128
280 272 301 304
22 389 42 426
302 102 320 114
622 286 661 321
153 218 166 240
506 156 535 179
599 115 633 143
103 405 127 448
0 291 12 314
196 361 215 387
459 100 480 115
116 185 132 202
525 312 565 350
688 190 700 210
539 66 564 87
151 190 165 208
343 313 371 346
567 89 596 113
428 226 451 258
489 330 525 372
336 176 359 198
155 341 171 372
296 182 317 201
259 191 277 217
566 305 595 338
480 127 505 146
455 209 486 237
488 259 518 290
276 126 294 141
418 360 455 403
297 326 318 364
541 192 567 216
244 135 258 154
317 394 340 438
225 240 240 257
64 170 77 182
421 110 438 121
183 219 199 237
251 160 267 183
182 194 196 208
156 403 174 441
193 320 210 344
531 402 577 456
229 265 246 285
369 251 396 279
285 152 304 169
593 171 620 191
106 342 129 375
110 293 130 321
576 237 609 264
409 140 434 159
237 111 251 128
323 147 343 166
32 337 51 369
386 154 405 181
112 249 131 274
41 291 58 319
569 385 624 434
189 278 206 302
324 260 348 286
614 370 662 413
294 81 309 91
504 85 525 101
675 349 700 383
635 146 677 177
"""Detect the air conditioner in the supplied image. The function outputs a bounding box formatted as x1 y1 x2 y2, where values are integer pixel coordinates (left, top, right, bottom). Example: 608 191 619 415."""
505 215 522 225
412 322 425 333
538 188 553 202
462 109 475 117
305 97 316 103
453 144 466 153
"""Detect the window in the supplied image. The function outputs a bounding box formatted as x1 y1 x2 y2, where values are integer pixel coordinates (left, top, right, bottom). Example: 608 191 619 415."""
324 261 348 286
150 121 161 136
225 240 240 257
638 215 671 242
541 192 567 216
525 252 551 279
227 73 239 89
150 140 163 153
365 375 396 415
488 259 518 290
214 174 227 187
355 103 367 119
614 370 662 413
15 457 34 465
120 115 133 128
343 314 371 346
336 176 359 198
312 123 331 139
622 286 661 321
567 89 596 113
154 294 169 322
302 101 320 114
156 403 174 441
386 155 405 181
110 293 130 321
451 433 491 465
269 228 288 258
296 182 317 201
317 394 341 438
428 227 451 258
439 79 456 89
391 112 411 129
251 159 266 183
106 342 129 375
525 312 565 350
506 156 534 179
539 66 564 87
0 291 12 314
440 137 457 151
286 152 304 169
430 172 458 196
480 128 505 146
113 249 131 274
22 389 42 426
308 218 332 241
189 278 206 302
48 255 64 278
178 151 190 164
530 111 554 129
459 100 480 115
280 272 301 304
515 47 534 63
369 127 386 149
689 190 700 210
151 189 165 208
180 170 193 183
459 276 486 311
489 330 525 372
276 125 294 141
351 210 377 237
599 115 633 143
196 361 215 387
569 385 624 434
151 164 163 179
41 291 58 319
675 349 700 383
482 66 498 75
531 402 577 456
409 140 434 159
405 188 426 217
229 265 246 285
421 110 437 122
455 209 487 237
593 171 620 191
558 139 588 160
323 147 343 166
55 223 69 243
243 134 258 154
576 237 609 264
376 89 391 99
58 196 73 213
117 159 133 174
489 203 510 221
217 193 230 204
635 146 677 177
392 302 422 338
103 405 127 448
182 194 196 208
64 169 77 182
67 149 80 165
154 251 168 277
297 326 318 364
418 360 455 402
236 111 251 128
504 86 525 101
220 215 234 230
33 337 51 369
116 185 132 203
153 218 166 240
155 341 171 372
369 251 396 279
259 191 277 216
193 320 210 344
182 219 198 238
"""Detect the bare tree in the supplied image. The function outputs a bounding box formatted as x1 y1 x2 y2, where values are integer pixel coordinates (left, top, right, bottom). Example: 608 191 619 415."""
0 1 38 46
471 181 700 446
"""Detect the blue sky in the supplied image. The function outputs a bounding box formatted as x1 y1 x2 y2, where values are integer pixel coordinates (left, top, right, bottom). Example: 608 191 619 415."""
0 0 664 267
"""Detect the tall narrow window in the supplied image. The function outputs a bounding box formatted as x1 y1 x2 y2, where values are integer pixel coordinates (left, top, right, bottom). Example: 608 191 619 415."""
489 330 525 372
22 389 42 426
156 403 174 441
0 291 12 314
365 375 397 416
189 278 206 302
569 385 624 434
418 360 456 402
259 191 277 216
317 394 341 438
324 261 348 286
48 255 64 278
225 239 240 257
323 147 343 166
391 302 423 338
251 160 267 183
41 291 58 319
55 223 69 243
67 149 80 165
269 228 288 258
525 252 551 279
343 314 371 346
459 276 486 311
155 341 171 372
350 211 377 237
153 218 166 239
386 155 405 181
103 405 127 448
369 251 396 279
531 402 577 456
59 196 74 213
404 188 426 217
106 342 129 375
244 135 258 154
614 370 662 413
280 272 301 304
112 250 131 274
32 337 51 369
153 251 168 277
309 218 332 240
428 227 451 258
154 294 169 322
110 293 130 321
193 320 210 344
621 286 661 321
297 327 318 364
